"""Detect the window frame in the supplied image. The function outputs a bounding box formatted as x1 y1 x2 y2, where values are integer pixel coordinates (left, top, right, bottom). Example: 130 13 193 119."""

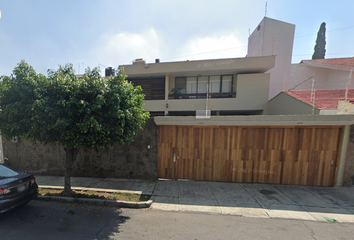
174 74 233 94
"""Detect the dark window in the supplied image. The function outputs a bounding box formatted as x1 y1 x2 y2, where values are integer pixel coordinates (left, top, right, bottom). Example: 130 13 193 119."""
149 111 165 117
221 75 232 93
128 78 165 100
175 77 187 94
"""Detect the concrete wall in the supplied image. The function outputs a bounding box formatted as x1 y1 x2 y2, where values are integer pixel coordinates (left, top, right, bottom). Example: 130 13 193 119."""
338 100 354 114
343 125 354 186
248 17 295 99
266 92 319 115
3 119 158 180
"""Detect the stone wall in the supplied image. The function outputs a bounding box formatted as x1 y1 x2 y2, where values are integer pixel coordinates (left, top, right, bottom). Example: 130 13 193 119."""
3 119 158 180
343 125 354 186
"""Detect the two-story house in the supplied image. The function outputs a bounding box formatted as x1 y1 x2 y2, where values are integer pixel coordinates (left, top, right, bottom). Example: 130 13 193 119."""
118 55 354 187
4 16 353 188
120 56 274 117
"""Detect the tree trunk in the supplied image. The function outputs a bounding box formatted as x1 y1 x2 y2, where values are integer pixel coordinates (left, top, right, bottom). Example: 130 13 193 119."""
63 148 79 196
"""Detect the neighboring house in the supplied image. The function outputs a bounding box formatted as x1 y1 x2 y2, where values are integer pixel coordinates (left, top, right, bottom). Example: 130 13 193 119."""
290 58 354 91
267 89 354 115
248 17 354 99
119 56 354 187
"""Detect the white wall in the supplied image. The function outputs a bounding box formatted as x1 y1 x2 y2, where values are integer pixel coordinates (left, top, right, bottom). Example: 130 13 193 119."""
290 64 354 90
248 17 295 99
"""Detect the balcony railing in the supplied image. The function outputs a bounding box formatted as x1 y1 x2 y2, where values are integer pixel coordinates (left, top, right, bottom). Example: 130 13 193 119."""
168 92 236 99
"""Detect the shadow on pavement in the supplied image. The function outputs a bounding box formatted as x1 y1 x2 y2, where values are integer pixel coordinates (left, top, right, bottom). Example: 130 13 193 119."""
0 200 130 240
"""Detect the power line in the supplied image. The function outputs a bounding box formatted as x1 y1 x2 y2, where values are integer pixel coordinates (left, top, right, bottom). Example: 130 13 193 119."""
162 25 354 62
293 53 354 56
295 26 354 38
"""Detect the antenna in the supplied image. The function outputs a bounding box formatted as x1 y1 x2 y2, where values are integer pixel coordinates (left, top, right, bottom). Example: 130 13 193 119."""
344 68 353 101
311 78 315 114
265 2 268 17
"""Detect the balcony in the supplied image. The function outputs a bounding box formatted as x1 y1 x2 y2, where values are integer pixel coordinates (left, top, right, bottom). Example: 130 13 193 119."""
168 92 236 99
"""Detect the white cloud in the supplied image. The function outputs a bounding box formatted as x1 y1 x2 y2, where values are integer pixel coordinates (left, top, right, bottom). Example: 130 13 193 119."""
91 28 164 68
173 33 248 61
90 28 248 72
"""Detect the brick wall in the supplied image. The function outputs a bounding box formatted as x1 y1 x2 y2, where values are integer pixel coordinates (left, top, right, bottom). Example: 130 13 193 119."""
3 119 158 180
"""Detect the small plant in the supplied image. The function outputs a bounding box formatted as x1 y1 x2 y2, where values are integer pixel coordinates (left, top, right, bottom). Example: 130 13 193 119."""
171 88 183 95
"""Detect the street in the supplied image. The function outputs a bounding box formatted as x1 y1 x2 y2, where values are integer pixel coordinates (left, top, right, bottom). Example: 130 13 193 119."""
1 200 354 240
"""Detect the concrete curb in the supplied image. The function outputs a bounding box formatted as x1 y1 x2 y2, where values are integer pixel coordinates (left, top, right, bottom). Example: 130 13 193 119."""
39 185 146 195
36 195 153 209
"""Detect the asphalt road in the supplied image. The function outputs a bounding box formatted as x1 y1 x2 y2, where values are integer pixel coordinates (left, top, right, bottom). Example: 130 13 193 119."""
1 200 354 240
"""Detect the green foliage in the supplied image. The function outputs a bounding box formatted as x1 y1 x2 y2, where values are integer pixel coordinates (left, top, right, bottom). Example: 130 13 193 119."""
0 60 150 150
312 22 326 60
171 88 183 95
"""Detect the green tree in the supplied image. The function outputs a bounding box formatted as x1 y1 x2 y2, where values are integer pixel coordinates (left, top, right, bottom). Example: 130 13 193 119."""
312 22 326 59
0 61 149 195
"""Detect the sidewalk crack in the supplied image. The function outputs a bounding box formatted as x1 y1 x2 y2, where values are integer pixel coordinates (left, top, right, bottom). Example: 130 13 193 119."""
240 184 271 218
207 182 222 214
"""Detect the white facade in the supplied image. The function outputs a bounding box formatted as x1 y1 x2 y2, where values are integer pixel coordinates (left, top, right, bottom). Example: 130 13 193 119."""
289 61 354 90
248 17 295 99
121 56 275 116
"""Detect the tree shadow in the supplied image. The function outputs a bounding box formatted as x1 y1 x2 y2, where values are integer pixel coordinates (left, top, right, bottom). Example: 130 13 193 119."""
0 200 130 240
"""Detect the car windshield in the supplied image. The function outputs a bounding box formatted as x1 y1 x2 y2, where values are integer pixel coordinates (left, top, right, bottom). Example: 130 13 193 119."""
0 164 19 178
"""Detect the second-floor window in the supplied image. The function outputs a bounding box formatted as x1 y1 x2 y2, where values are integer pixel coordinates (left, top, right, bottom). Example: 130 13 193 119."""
175 75 233 94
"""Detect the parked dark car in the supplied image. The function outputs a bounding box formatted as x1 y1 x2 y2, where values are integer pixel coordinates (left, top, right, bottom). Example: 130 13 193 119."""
0 164 38 213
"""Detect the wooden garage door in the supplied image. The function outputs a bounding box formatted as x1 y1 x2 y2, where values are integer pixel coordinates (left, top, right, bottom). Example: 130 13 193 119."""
158 126 342 186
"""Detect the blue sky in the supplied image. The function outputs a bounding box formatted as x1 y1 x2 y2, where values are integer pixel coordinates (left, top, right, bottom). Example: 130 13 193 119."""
1 0 354 76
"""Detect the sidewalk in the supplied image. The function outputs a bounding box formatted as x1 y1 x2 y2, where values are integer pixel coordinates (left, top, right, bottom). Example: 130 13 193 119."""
151 180 354 223
36 176 354 223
